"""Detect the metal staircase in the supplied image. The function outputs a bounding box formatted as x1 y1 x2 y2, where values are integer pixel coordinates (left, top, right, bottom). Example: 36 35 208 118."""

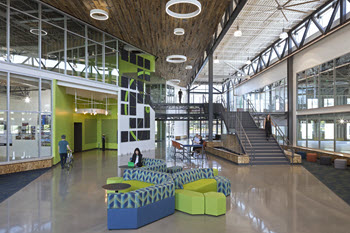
238 111 290 165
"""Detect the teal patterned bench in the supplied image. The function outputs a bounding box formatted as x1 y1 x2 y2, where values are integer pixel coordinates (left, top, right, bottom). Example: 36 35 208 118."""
172 168 231 196
107 169 175 229
139 158 167 173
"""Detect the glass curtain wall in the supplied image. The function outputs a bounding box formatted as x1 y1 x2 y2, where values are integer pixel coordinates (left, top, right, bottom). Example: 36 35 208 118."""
0 0 139 85
297 113 350 153
297 52 350 110
234 78 287 112
0 72 52 163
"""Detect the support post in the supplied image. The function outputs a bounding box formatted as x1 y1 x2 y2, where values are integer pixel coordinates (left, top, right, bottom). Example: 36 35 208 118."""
287 57 294 144
208 54 214 141
187 88 190 138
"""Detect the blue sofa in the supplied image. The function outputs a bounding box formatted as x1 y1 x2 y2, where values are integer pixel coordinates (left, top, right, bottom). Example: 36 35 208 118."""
107 169 175 229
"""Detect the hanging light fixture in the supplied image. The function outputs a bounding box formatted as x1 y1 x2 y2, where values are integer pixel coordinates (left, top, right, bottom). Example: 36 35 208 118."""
246 58 251 65
214 56 220 64
24 96 31 103
280 20 288 40
234 26 242 37
90 9 109 20
174 28 185 35
279 29 288 40
166 0 202 19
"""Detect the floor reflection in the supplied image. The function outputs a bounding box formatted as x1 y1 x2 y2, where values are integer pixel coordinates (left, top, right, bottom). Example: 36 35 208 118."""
0 143 349 233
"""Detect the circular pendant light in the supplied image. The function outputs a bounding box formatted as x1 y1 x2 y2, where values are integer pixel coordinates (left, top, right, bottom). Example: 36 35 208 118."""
90 9 109 20
166 55 187 63
166 0 202 19
234 26 242 37
174 28 185 35
30 28 48 36
185 65 192 69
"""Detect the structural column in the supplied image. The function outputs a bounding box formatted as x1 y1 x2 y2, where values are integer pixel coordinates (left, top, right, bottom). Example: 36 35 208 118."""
287 33 294 144
208 53 214 141
287 56 294 144
187 87 190 137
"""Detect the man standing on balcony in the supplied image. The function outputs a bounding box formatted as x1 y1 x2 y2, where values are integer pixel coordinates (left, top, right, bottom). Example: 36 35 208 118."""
178 89 183 104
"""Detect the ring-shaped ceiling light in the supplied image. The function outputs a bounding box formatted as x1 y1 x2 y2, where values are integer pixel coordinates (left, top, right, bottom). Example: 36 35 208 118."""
166 0 202 19
169 79 181 84
90 9 109 20
30 28 47 36
166 55 187 63
174 28 185 35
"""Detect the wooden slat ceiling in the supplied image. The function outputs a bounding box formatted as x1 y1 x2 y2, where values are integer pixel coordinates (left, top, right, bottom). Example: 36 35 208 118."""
40 0 230 87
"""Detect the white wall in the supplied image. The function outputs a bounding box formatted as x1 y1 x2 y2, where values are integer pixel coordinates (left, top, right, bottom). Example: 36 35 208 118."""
235 61 287 96
118 87 156 156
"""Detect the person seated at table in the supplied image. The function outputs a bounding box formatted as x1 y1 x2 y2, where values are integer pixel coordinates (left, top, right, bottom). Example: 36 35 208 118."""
194 136 206 156
192 135 204 156
193 134 200 145
131 148 143 167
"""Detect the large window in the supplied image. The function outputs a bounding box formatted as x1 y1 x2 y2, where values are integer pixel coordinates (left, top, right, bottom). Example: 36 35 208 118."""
237 78 287 112
0 0 149 85
297 52 350 110
0 72 52 163
297 113 350 154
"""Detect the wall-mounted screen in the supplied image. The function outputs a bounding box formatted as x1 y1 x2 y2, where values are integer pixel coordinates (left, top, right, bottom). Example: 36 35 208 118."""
121 90 128 102
130 131 137 141
121 131 128 142
145 59 150 70
130 118 136 128
129 92 136 115
138 56 144 67
138 118 144 129
130 79 136 90
121 76 128 88
130 52 136 65
121 50 129 62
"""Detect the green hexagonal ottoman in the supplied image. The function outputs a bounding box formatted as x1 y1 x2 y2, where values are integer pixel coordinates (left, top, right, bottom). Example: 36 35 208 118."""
204 192 226 216
175 189 204 215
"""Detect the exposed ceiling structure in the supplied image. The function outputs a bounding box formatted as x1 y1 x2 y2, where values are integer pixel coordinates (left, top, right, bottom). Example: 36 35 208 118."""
196 0 329 84
40 0 232 86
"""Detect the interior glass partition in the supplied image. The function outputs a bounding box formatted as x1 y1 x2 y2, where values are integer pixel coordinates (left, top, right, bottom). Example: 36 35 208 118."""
0 0 149 86
0 72 52 163
297 113 350 153
297 52 350 110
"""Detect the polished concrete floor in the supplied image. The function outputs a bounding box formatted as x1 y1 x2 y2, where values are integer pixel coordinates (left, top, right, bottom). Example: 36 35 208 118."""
1 142 350 233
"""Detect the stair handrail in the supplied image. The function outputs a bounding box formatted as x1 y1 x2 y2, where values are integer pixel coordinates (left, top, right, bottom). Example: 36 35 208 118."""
245 98 295 165
235 111 255 165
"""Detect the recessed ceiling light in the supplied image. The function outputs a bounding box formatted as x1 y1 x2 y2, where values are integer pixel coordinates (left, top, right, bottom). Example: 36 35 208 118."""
30 28 47 36
24 96 31 103
166 0 202 19
185 65 192 69
234 26 242 37
90 9 109 20
174 28 185 35
166 55 187 63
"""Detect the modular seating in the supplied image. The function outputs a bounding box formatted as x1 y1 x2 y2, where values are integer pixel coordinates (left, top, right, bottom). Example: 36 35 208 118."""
172 168 231 196
140 158 167 172
107 169 175 229
172 168 231 215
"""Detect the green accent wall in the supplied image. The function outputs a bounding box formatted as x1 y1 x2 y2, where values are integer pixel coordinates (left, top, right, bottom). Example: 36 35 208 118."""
53 81 118 165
